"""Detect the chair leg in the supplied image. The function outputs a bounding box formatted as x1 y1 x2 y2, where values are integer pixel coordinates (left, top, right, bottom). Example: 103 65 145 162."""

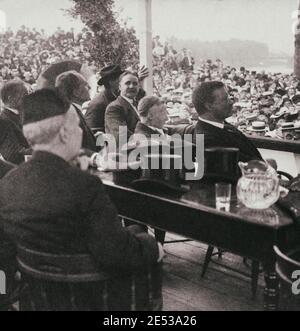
201 246 215 278
154 230 166 245
251 260 260 299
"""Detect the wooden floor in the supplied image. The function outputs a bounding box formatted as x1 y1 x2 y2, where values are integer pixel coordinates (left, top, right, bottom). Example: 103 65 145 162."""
160 233 265 311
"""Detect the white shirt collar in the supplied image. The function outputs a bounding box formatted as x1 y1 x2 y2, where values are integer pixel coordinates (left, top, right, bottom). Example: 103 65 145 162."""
121 96 135 105
198 116 224 129
121 96 140 119
4 106 19 115
72 103 82 110
148 126 165 136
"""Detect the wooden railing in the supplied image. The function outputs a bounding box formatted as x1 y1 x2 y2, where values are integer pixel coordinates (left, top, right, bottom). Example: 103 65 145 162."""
248 136 300 154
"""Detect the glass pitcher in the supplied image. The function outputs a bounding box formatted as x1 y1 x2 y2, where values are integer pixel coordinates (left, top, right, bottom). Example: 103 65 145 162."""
236 160 280 210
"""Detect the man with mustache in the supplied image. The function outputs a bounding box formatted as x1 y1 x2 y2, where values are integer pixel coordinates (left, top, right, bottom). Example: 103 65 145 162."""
192 81 263 162
105 71 141 148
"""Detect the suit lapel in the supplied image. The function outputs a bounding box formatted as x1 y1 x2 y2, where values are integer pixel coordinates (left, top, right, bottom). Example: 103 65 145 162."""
72 104 96 145
197 120 261 159
1 108 22 129
118 96 140 122
224 123 262 159
73 104 87 126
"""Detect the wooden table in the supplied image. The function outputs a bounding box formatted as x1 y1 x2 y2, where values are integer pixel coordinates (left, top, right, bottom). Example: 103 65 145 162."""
95 172 300 311
249 135 300 154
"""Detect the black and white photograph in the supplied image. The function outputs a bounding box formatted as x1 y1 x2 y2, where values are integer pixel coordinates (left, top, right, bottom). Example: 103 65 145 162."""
0 0 300 314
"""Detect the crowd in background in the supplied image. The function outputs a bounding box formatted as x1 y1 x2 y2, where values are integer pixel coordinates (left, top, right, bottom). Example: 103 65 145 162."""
1 27 300 141
151 35 300 141
0 26 95 89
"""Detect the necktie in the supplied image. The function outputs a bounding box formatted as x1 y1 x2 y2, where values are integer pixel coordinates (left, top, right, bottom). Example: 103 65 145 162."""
130 100 140 119
133 99 138 109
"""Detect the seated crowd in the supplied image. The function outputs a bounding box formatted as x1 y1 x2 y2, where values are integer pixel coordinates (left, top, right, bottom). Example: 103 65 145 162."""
0 27 298 311
0 26 95 88
1 27 300 141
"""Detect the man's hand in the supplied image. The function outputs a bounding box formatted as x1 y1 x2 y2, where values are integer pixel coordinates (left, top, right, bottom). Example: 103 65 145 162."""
138 65 150 82
72 155 91 171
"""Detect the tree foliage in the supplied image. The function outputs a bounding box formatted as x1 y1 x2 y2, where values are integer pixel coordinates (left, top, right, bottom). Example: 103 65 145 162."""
67 0 139 68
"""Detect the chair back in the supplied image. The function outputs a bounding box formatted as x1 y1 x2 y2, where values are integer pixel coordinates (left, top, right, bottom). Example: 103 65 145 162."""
17 245 107 283
16 245 162 311
274 245 300 285
0 241 19 311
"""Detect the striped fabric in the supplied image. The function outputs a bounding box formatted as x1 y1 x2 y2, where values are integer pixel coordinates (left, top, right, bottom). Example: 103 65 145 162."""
0 119 30 164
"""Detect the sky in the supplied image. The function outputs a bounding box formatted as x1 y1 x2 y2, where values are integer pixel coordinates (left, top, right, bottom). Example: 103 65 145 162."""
0 0 298 55
114 0 299 55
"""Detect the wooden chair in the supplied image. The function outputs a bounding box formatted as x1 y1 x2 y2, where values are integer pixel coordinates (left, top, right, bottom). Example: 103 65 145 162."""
0 241 25 311
201 170 293 298
201 245 261 298
274 246 300 285
17 245 163 311
274 245 300 310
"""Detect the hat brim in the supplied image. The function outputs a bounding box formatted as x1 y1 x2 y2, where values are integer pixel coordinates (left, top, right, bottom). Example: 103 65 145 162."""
249 128 267 132
97 69 124 86
281 127 296 131
270 114 285 119
131 178 190 196
98 161 141 172
112 168 142 186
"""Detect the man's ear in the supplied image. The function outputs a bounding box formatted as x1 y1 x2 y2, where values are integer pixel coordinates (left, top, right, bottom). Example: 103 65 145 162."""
58 124 68 144
204 102 213 111
147 109 154 122
73 87 80 99
7 95 13 104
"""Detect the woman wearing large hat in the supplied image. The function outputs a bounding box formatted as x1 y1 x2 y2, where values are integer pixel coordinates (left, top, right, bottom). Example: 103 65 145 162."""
85 65 124 131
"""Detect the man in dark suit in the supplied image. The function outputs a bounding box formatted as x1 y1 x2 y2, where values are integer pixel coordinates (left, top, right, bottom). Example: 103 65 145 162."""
180 49 195 72
55 71 97 152
105 71 141 148
131 95 195 152
0 158 16 311
86 65 148 132
84 65 123 132
192 81 263 162
132 96 177 245
0 159 14 179
0 89 163 273
0 80 31 164
0 80 28 129
134 96 169 139
131 96 195 164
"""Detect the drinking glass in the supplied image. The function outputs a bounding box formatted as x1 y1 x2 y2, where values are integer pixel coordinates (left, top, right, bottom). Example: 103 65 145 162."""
215 183 232 212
